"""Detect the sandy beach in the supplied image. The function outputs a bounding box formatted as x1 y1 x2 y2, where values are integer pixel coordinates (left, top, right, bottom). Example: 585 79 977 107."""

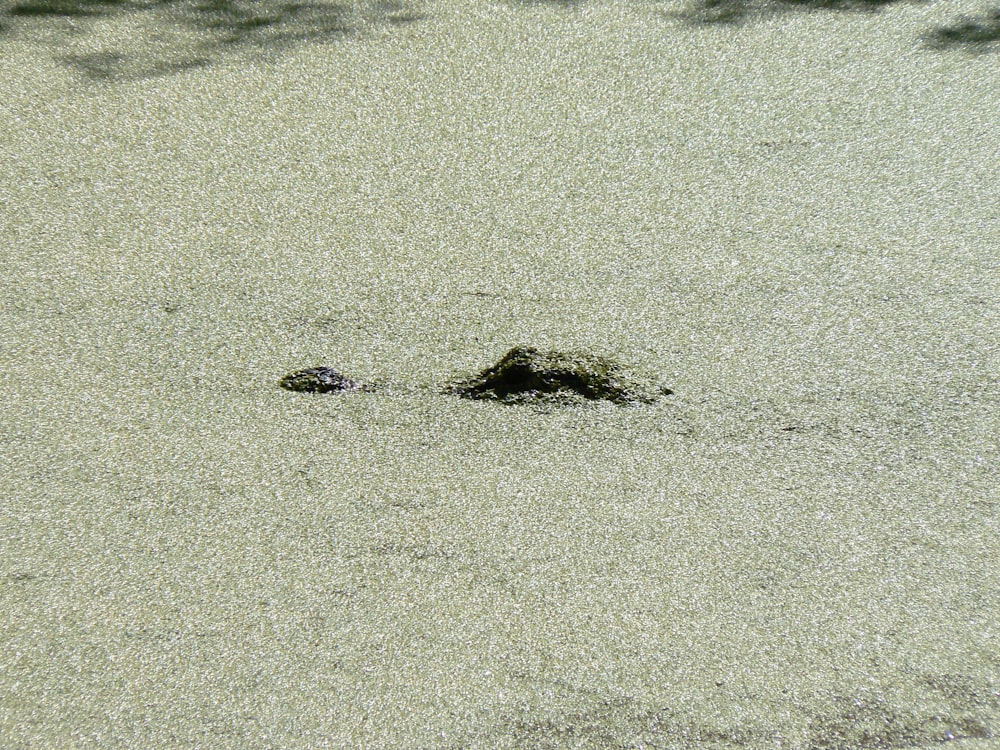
1 0 999 745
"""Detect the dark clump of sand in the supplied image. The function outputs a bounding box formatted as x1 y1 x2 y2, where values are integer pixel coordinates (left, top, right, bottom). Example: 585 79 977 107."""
446 345 672 406
278 346 672 405
279 365 370 394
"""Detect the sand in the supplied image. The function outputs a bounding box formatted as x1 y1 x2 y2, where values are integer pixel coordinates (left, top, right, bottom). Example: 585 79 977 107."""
1 0 998 746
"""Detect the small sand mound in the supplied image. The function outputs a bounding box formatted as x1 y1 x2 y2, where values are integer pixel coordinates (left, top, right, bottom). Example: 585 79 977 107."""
447 346 672 406
279 366 368 394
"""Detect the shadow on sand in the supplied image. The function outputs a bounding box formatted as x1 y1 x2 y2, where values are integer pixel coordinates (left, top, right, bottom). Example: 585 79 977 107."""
459 674 997 749
503 0 587 7
670 0 909 25
925 6 1000 50
669 0 1000 53
0 0 425 79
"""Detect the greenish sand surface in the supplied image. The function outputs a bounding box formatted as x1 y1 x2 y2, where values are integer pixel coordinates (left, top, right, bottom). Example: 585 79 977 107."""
1 0 998 745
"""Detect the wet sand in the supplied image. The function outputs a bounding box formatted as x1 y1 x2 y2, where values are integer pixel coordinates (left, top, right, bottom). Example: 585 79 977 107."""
1 0 998 746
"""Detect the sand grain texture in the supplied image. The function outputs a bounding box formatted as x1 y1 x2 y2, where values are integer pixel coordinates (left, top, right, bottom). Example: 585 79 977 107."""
1 0 998 746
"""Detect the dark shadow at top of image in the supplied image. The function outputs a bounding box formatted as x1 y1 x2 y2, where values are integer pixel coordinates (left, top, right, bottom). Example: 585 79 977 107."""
671 0 913 25
925 7 1000 50
8 0 155 17
187 0 355 46
504 0 587 8
0 0 426 79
